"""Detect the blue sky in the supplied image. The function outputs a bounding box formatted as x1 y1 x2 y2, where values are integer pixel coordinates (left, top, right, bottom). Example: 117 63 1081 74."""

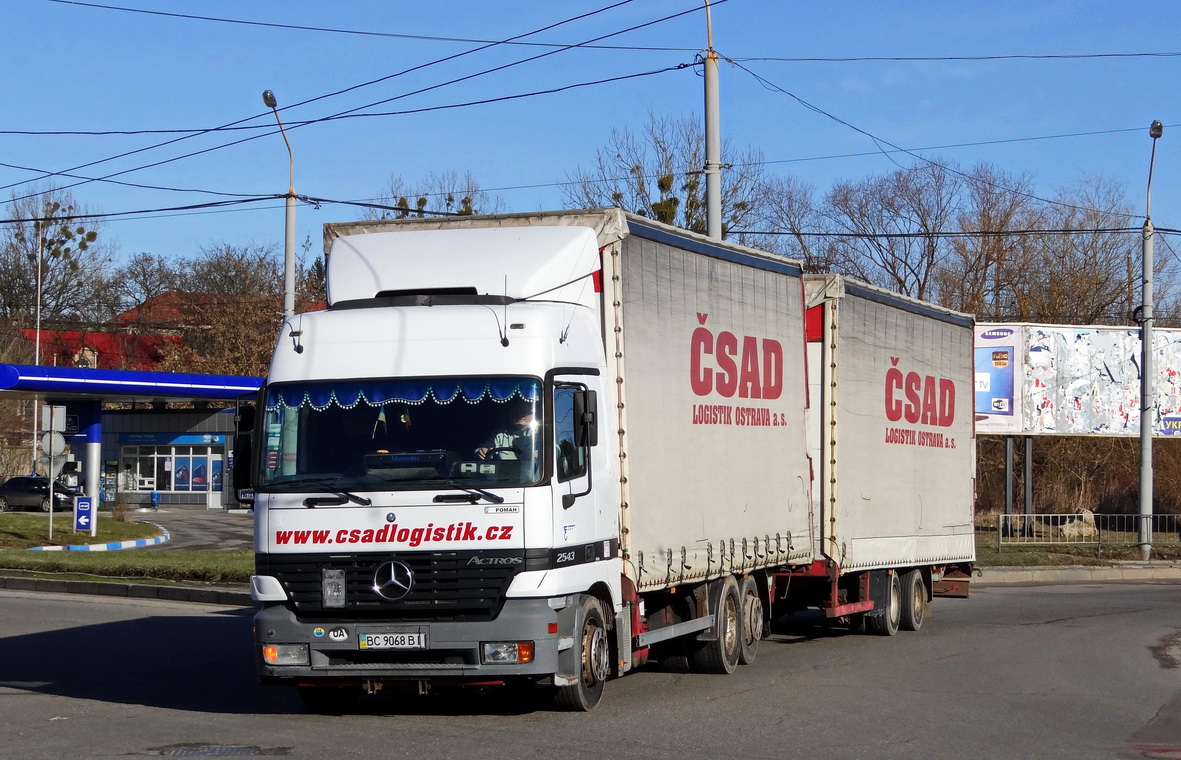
4 1 1181 266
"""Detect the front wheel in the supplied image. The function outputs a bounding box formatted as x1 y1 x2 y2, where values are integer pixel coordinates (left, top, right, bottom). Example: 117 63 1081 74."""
39 496 52 512
553 595 610 711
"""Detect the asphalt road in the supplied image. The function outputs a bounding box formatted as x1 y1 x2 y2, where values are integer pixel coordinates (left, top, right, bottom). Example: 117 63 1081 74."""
2 583 1180 759
135 506 254 551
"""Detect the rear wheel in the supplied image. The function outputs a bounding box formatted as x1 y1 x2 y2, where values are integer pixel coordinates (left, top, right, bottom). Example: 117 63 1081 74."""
553 595 610 711
0 496 8 512
691 575 741 674
899 569 927 632
738 575 763 665
867 571 901 637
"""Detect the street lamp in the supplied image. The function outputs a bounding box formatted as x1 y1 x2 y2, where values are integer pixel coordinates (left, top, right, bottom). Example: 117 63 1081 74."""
1139 119 1163 561
263 89 297 319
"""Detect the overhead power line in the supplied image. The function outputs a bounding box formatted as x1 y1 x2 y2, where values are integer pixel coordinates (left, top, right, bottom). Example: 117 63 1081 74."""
4 0 718 202
728 58 1138 221
0 64 689 138
736 52 1181 63
0 0 647 196
44 0 698 52
734 226 1145 239
0 63 687 202
0 196 280 225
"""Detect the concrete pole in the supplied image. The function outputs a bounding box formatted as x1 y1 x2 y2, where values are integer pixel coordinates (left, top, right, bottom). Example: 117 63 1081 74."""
703 1 722 240
263 90 297 319
284 191 296 319
1139 120 1163 561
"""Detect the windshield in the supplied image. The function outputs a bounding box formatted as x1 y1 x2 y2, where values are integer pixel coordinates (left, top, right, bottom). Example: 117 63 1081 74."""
257 377 543 492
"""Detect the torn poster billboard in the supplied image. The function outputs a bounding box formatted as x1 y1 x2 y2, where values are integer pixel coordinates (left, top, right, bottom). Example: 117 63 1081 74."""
975 323 1181 436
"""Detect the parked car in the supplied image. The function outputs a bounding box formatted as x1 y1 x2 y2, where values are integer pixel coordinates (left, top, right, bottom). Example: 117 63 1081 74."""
0 476 75 512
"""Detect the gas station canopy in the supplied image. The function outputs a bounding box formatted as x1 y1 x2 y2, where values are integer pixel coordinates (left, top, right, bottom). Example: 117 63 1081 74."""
0 363 262 404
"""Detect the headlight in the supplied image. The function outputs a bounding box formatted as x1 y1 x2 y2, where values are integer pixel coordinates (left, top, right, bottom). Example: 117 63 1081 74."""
262 644 309 666
482 641 534 664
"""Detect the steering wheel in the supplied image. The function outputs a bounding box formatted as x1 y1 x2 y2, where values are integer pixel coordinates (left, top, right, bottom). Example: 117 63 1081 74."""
483 446 522 460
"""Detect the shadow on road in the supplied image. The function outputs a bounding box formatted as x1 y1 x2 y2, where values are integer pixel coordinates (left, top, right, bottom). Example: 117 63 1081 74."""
0 607 299 714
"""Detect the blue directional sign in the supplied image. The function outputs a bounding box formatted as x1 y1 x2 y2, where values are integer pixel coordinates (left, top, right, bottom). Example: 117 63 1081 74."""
74 496 95 536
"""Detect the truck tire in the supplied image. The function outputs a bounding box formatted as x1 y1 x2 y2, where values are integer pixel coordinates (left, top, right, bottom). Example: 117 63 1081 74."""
298 684 360 714
899 569 927 632
691 575 741 674
738 575 762 665
867 571 901 637
553 595 610 711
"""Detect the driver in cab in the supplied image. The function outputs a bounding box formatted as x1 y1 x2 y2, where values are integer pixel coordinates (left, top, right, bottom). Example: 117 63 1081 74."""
476 399 538 464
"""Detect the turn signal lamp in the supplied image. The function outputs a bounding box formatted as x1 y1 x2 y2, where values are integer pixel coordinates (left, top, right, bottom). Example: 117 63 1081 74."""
482 641 534 664
262 644 309 666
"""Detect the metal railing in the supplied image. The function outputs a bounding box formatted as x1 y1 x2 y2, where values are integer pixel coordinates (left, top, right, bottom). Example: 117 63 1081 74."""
976 513 1181 552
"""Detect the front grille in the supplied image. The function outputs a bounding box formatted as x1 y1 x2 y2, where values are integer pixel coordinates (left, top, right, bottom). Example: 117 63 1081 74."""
257 551 525 621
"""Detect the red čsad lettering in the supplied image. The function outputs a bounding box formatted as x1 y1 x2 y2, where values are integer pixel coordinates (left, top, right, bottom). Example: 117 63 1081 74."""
884 360 955 427
690 313 783 399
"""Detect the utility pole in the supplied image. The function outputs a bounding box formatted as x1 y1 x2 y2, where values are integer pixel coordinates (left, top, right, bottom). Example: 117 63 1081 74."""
1139 120 1163 561
703 0 722 240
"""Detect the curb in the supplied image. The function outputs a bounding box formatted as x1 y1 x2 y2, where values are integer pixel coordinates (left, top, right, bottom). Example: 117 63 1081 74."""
0 575 250 606
27 524 170 552
975 564 1181 586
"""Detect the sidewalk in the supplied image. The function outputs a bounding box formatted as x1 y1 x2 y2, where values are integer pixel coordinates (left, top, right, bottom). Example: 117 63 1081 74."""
975 562 1181 586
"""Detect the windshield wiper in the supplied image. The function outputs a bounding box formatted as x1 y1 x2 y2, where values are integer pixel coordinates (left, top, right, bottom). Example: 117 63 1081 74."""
433 480 505 505
267 477 373 507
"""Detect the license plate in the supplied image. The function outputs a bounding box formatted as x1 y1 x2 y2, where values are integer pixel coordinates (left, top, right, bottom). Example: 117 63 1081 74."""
358 632 426 650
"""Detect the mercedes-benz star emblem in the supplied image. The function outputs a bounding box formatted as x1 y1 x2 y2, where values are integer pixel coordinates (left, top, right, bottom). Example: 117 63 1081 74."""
372 560 413 601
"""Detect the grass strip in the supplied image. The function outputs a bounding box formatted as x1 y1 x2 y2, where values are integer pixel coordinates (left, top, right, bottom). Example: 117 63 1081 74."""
0 548 253 584
0 512 161 549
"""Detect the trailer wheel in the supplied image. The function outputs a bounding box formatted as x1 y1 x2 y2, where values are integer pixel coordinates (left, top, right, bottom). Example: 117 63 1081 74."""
553 595 610 711
899 569 927 632
867 571 901 637
298 684 360 714
738 575 762 665
692 576 741 674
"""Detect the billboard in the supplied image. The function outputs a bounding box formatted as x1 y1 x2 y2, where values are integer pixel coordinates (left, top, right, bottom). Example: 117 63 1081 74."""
974 323 1181 437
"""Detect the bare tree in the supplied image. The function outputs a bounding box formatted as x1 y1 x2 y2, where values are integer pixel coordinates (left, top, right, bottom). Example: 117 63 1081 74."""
364 171 503 220
117 252 182 314
824 161 961 300
154 243 284 377
564 113 767 240
750 175 828 269
0 187 117 325
1003 176 1138 324
936 164 1034 316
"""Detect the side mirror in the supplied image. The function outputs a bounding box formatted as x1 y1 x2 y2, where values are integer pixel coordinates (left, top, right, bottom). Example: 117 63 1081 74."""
232 432 254 499
573 390 598 448
232 399 258 502
237 404 256 432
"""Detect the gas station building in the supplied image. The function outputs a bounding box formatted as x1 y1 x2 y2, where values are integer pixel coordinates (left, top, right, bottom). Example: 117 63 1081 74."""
0 363 262 510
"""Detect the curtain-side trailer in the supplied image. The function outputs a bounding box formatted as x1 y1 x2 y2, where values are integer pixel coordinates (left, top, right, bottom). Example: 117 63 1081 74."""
772 274 976 633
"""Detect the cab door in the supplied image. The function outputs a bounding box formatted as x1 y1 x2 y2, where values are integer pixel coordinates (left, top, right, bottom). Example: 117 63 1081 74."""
552 381 597 552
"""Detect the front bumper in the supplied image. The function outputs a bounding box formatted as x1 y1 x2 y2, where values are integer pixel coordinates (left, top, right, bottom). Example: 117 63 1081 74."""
254 597 567 683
